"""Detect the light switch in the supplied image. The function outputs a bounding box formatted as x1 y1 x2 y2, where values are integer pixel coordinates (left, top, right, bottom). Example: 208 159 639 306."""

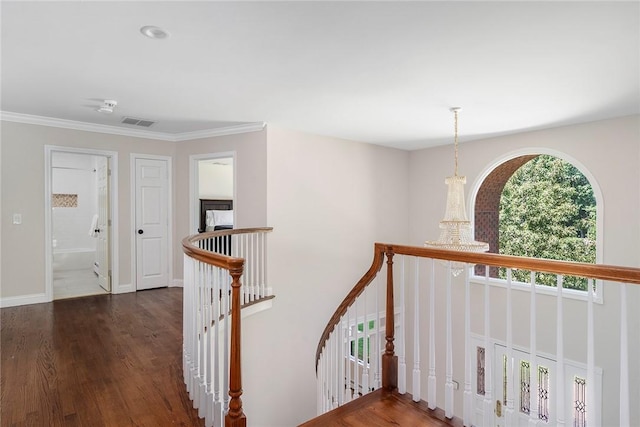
13 213 22 225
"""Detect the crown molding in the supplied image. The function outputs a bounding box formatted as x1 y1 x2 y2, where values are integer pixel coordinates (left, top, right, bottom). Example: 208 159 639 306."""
172 122 266 141
0 111 266 141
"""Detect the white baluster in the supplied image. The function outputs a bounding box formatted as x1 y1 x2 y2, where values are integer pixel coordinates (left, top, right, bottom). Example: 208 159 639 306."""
336 329 342 405
354 300 360 399
183 255 192 389
199 264 209 419
529 271 538 427
445 261 454 417
250 233 255 301
374 274 381 390
264 233 272 296
345 308 352 403
483 266 493 427
258 232 264 298
427 258 436 409
619 284 629 427
193 261 203 406
338 321 345 406
556 275 565 426
463 265 472 427
587 279 596 427
413 257 421 402
213 266 222 427
505 269 515 425
398 256 407 395
362 287 370 395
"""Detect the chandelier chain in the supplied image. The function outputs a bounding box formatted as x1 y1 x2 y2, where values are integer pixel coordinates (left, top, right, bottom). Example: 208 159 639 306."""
453 107 459 176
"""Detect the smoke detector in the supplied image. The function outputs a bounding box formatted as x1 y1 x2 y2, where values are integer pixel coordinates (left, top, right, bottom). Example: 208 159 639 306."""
97 100 117 114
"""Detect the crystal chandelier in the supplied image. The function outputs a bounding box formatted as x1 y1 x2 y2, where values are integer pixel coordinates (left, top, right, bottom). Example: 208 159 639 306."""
425 108 489 273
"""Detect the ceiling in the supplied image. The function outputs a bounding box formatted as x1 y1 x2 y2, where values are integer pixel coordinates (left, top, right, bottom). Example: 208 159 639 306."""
1 1 638 150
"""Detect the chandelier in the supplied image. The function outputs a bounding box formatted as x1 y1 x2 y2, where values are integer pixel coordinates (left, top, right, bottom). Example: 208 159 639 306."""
424 108 489 274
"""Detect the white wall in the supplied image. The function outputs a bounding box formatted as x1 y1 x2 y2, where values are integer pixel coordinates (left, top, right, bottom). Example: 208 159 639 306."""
0 121 176 299
51 152 98 252
408 115 640 425
198 160 233 200
239 126 409 426
173 130 267 280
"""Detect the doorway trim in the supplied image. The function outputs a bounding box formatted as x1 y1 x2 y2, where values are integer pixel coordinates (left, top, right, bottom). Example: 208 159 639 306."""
130 153 173 291
44 145 119 301
189 151 236 234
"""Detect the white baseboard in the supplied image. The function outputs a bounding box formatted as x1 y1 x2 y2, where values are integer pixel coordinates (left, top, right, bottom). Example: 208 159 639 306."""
171 279 184 288
0 293 49 308
113 283 134 294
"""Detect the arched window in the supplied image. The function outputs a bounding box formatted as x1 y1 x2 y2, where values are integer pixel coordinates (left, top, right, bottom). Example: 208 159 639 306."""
474 153 598 291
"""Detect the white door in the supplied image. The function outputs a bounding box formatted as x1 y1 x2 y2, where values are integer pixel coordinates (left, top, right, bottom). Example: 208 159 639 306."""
96 156 111 291
135 158 169 290
493 344 556 427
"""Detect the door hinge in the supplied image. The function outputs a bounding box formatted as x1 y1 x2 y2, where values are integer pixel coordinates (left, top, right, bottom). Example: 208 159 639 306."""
108 219 112 226
108 169 112 176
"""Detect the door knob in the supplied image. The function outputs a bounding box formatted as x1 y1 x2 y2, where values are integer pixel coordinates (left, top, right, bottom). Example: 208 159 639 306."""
138 229 144 235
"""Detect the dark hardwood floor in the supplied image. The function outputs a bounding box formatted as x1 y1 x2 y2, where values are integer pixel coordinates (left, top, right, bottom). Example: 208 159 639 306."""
299 389 462 427
0 288 204 427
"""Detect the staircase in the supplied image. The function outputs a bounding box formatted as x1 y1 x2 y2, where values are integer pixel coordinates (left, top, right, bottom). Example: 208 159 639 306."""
303 243 640 426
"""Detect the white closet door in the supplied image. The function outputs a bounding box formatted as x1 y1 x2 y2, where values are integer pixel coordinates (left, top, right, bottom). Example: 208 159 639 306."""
135 158 169 290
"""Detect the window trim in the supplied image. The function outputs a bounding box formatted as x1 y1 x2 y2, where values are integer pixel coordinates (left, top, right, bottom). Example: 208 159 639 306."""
468 148 604 303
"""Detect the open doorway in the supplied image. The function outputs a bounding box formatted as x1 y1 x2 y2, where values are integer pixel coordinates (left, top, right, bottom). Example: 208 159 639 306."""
190 153 235 234
45 146 118 301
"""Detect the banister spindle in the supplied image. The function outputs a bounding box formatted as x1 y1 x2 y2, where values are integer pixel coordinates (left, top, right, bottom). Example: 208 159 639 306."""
505 269 515 425
482 266 493 427
587 279 595 427
445 262 454 418
428 258 436 410
382 247 397 391
556 275 565 427
398 256 406 395
463 265 472 426
413 258 421 402
619 284 629 426
529 271 538 427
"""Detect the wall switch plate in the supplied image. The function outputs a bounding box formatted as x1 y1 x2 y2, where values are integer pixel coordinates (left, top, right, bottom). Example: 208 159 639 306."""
13 213 22 225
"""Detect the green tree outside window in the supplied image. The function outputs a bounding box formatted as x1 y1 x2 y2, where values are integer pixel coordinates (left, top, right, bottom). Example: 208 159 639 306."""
498 155 596 290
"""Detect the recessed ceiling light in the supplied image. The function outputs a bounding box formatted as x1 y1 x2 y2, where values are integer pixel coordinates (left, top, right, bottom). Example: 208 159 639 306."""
140 26 170 40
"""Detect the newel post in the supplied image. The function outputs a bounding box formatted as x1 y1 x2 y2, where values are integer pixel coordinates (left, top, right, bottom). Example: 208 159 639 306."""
225 259 247 427
382 247 398 391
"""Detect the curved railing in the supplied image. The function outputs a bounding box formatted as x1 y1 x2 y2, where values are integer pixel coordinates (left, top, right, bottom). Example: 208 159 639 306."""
182 227 273 427
314 243 640 426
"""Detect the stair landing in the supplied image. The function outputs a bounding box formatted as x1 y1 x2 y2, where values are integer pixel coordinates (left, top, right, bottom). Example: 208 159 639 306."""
299 389 462 427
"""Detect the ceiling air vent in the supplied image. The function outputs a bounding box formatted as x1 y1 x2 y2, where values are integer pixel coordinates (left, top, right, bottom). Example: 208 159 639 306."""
121 117 155 127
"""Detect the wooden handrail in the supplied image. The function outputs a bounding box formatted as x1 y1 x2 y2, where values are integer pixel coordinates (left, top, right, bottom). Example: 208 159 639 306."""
314 246 385 371
315 242 640 371
380 243 640 284
182 227 274 270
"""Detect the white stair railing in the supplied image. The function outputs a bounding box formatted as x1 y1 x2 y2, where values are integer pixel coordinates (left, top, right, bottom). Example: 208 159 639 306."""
183 227 273 427
314 243 640 426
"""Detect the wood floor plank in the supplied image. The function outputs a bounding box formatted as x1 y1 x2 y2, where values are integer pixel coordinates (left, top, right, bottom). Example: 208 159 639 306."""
1 288 204 427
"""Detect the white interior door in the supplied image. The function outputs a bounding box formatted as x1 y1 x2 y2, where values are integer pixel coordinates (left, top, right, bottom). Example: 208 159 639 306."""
135 158 169 290
493 344 556 427
96 156 111 292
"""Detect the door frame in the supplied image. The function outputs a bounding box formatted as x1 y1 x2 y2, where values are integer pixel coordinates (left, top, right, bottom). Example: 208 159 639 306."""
189 151 236 234
44 145 119 301
130 153 173 291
